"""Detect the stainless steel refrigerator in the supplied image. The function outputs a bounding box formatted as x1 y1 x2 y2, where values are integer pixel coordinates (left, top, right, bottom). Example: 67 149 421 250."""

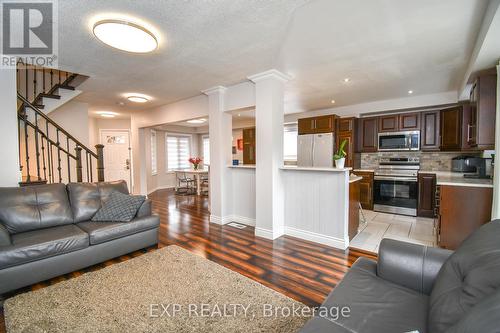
297 133 334 167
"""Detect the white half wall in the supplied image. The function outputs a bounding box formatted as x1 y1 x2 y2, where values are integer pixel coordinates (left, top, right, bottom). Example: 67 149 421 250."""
0 69 20 186
230 167 256 225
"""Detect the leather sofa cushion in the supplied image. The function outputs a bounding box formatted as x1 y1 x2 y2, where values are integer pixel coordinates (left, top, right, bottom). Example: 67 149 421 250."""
0 184 73 234
77 215 160 245
0 224 89 269
429 220 500 333
0 223 11 246
445 289 500 333
67 180 129 223
316 257 428 333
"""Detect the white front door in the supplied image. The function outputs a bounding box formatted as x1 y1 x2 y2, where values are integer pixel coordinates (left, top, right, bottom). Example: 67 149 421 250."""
100 130 131 188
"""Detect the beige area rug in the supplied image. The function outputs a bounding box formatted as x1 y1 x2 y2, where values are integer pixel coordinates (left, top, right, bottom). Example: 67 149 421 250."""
4 246 310 333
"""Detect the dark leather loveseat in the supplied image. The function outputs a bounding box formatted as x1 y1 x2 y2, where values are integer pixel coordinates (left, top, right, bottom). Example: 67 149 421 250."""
300 220 500 333
0 180 159 295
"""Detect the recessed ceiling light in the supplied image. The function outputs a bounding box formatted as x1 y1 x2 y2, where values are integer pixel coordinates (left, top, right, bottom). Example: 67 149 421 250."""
97 111 118 118
186 118 207 124
127 95 149 103
93 19 158 53
408 90 414 94
343 78 350 83
237 113 241 117
331 99 336 104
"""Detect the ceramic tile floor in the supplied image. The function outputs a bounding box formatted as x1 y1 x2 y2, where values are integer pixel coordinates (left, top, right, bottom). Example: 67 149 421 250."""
350 210 436 253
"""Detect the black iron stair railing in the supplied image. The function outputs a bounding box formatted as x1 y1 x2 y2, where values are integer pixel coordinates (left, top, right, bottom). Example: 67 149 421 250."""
17 94 104 185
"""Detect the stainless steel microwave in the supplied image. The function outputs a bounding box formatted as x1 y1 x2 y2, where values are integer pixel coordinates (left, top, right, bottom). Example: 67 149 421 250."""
378 131 420 151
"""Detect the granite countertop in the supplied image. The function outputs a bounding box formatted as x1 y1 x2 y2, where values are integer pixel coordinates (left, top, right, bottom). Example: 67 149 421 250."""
352 169 375 173
419 170 493 188
349 175 363 183
280 166 352 172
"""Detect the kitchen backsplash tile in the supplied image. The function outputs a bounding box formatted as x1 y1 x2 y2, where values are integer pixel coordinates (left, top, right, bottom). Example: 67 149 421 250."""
360 151 482 171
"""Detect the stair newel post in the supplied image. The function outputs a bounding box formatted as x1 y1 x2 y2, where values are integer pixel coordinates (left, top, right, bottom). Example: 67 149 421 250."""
23 108 31 182
75 146 83 182
96 144 105 182
34 112 41 180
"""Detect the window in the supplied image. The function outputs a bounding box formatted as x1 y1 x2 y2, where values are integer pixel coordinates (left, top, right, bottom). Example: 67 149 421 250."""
284 123 298 161
151 130 157 175
202 136 210 165
167 134 191 170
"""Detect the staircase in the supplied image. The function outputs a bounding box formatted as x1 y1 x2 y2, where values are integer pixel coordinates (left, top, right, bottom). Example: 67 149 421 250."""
16 65 104 186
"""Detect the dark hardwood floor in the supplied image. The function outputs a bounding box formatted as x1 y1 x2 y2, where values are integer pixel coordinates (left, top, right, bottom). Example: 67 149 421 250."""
0 189 376 332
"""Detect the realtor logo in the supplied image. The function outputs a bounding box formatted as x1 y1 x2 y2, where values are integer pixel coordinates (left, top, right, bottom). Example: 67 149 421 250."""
1 0 58 68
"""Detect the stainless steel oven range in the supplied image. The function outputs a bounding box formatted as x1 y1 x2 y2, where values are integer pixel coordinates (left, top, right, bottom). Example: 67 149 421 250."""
374 157 420 216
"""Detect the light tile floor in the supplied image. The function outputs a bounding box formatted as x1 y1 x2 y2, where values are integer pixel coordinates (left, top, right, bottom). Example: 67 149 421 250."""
350 210 436 253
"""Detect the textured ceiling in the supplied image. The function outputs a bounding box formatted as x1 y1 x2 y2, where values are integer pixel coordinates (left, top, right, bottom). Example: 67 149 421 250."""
57 0 488 117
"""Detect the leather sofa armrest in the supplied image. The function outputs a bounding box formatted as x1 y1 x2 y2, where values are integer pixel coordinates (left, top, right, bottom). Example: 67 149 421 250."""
377 238 453 295
136 198 152 218
0 223 11 247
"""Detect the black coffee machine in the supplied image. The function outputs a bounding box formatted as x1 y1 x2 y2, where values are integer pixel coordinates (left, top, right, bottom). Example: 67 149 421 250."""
463 157 490 179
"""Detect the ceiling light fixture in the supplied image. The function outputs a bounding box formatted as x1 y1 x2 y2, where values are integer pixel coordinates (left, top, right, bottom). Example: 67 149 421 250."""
93 19 158 53
127 95 149 103
186 118 207 124
408 90 414 94
97 111 118 118
343 78 350 83
331 99 336 104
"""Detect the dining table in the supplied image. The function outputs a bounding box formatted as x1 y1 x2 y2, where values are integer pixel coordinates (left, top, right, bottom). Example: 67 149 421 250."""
174 169 209 195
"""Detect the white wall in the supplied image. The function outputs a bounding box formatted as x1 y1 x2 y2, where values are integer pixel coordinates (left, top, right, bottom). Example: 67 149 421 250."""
0 69 20 186
50 101 90 146
90 118 131 147
230 168 256 225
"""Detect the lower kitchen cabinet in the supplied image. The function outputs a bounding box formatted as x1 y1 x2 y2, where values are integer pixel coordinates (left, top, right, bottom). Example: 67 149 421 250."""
355 171 374 210
349 180 360 241
437 185 493 250
417 173 436 218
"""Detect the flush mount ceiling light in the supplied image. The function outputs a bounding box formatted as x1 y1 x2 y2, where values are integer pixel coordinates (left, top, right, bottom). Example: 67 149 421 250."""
127 95 149 103
97 111 118 118
93 19 158 53
343 78 350 83
187 118 207 124
408 90 414 94
331 99 336 104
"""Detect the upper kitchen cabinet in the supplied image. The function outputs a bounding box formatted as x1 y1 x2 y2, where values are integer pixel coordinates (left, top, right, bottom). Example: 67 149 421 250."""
378 113 420 133
358 117 378 152
336 117 358 168
440 107 462 151
469 70 497 150
378 115 399 132
461 103 477 150
242 127 256 164
399 113 420 131
298 115 335 135
421 111 440 151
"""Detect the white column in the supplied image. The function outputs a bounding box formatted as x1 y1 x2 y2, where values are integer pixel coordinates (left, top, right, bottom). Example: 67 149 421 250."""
492 62 500 219
0 69 21 186
204 86 233 224
248 70 292 239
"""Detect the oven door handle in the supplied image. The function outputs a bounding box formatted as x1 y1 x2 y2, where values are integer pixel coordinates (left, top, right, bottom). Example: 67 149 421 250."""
374 176 418 182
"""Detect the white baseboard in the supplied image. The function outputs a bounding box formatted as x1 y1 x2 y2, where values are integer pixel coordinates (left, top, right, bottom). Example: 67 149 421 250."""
210 215 233 225
255 226 284 240
230 215 256 226
147 185 175 195
285 226 348 250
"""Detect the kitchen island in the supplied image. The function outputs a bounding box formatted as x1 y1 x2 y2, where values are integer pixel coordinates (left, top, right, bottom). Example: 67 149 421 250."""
280 166 352 249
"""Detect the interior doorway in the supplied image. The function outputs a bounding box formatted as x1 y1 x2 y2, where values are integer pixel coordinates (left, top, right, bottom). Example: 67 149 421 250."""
100 130 132 188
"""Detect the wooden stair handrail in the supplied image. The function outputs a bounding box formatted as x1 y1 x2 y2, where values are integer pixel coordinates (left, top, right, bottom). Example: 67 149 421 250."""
17 93 98 159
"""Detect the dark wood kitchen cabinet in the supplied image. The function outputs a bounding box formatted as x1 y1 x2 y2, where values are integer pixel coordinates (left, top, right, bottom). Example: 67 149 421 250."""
461 103 477 150
298 115 335 135
336 117 358 168
437 185 492 250
417 173 436 218
440 107 462 151
378 115 399 132
242 127 256 164
355 171 374 210
469 70 497 150
358 117 378 152
399 112 420 130
349 180 360 241
421 111 441 151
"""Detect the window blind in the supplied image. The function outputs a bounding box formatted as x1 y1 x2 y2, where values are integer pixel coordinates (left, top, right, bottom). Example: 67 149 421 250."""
167 135 191 170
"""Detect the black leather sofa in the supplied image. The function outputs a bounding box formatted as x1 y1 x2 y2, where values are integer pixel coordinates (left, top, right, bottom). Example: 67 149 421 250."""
0 180 160 295
300 220 500 333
